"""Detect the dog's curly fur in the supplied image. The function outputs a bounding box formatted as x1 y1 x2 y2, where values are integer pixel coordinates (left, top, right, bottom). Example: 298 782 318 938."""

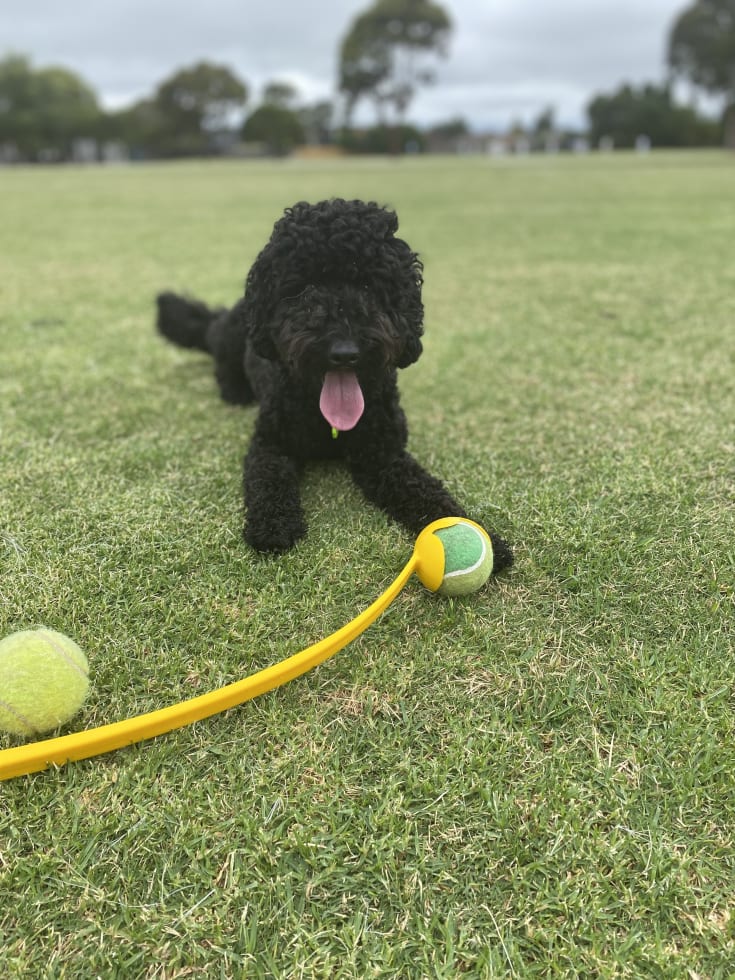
156 198 512 570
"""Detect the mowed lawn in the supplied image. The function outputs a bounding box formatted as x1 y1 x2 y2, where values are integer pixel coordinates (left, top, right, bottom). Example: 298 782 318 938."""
1 152 733 977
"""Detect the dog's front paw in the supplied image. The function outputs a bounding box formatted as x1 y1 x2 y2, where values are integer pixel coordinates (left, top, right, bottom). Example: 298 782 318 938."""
489 533 514 574
244 517 307 554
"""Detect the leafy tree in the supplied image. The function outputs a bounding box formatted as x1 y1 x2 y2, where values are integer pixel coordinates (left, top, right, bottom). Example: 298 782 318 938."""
338 122 425 154
34 66 101 145
153 61 248 155
530 106 560 151
242 104 304 156
298 101 334 145
0 54 100 159
667 0 735 145
104 98 169 158
587 82 719 148
532 106 556 137
427 116 469 141
668 0 735 93
0 55 41 154
262 80 299 109
339 0 452 126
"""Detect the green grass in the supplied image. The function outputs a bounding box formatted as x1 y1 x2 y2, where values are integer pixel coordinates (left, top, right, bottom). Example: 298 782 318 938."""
1 151 734 978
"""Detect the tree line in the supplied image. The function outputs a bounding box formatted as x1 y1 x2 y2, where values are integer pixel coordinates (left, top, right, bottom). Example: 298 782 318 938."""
0 0 732 162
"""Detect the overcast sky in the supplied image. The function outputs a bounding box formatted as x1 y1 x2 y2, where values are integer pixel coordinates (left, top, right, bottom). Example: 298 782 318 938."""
2 0 696 130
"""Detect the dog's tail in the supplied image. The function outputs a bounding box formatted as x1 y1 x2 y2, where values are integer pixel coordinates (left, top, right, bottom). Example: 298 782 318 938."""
156 292 220 354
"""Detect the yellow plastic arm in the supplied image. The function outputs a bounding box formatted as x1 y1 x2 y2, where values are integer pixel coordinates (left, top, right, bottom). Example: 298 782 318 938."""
0 556 418 781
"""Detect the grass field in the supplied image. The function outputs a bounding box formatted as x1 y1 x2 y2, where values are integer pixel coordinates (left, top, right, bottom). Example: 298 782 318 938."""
1 151 734 977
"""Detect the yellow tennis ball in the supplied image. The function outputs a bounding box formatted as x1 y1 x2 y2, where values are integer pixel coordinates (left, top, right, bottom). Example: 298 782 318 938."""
434 521 494 596
0 628 89 737
414 518 494 596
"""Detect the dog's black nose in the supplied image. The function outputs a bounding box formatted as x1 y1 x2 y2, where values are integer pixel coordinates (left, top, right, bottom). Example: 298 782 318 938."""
328 340 360 368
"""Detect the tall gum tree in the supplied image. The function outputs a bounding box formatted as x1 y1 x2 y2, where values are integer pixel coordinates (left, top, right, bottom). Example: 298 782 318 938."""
667 0 735 147
339 0 452 132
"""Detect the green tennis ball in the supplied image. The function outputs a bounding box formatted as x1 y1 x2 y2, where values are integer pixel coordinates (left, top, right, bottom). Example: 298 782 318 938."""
0 628 89 737
434 521 494 596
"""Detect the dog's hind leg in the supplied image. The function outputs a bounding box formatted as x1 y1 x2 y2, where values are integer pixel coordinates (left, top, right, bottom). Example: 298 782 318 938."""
156 293 254 405
208 306 255 406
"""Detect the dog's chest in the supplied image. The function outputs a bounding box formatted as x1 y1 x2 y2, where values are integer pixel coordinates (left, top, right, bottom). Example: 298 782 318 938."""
278 401 349 461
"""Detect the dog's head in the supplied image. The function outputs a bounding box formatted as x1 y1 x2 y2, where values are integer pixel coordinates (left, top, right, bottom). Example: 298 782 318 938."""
240 199 424 430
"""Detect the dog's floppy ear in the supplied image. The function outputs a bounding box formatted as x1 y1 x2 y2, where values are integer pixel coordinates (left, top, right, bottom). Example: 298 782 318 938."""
395 248 424 368
240 251 278 360
248 313 277 361
397 319 423 368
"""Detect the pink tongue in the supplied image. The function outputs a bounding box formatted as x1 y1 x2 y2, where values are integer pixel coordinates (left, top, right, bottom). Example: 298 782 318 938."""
319 371 365 431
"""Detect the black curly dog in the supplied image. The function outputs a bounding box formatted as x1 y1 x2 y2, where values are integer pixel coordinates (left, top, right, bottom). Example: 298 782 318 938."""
156 198 512 571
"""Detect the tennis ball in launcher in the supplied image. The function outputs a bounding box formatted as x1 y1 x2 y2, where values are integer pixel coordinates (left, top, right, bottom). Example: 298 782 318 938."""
0 628 89 737
413 518 494 596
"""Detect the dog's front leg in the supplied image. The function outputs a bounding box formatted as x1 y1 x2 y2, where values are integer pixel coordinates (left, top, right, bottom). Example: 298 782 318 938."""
243 436 306 553
349 451 514 572
348 450 466 535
